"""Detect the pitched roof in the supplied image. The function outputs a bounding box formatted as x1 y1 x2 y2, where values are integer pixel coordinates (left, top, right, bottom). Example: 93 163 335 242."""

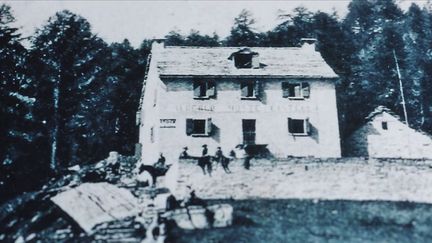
364 106 432 139
366 106 401 121
156 46 338 78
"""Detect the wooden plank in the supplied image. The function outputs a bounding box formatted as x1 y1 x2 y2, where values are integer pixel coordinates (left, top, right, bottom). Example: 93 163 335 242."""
51 183 139 234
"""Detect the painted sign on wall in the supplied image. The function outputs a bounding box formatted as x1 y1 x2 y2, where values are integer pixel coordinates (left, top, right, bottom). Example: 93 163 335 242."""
160 119 176 128
174 104 314 113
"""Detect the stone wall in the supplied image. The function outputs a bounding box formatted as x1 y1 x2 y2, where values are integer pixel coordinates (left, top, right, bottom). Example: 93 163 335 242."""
173 158 432 202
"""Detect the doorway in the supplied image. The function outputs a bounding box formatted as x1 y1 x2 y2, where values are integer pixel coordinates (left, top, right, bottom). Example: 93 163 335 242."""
242 119 256 145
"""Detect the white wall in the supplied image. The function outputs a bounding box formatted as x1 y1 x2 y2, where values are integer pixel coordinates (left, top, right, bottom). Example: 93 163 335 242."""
139 41 165 164
346 112 432 159
150 77 341 161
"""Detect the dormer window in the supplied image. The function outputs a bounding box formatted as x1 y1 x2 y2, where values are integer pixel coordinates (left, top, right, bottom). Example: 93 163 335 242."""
235 54 253 68
228 48 260 69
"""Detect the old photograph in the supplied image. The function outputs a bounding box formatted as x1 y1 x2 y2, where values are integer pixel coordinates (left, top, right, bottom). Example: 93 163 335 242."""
1 0 432 242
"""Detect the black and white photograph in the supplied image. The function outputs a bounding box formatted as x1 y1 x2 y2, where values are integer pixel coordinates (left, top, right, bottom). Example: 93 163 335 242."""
2 0 432 242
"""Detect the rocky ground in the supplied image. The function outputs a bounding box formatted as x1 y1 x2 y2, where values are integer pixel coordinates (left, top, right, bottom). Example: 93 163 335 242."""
174 157 432 203
175 199 432 243
3 156 432 242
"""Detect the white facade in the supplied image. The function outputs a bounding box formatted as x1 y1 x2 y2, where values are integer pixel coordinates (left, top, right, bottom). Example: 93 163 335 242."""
138 40 341 164
346 108 432 159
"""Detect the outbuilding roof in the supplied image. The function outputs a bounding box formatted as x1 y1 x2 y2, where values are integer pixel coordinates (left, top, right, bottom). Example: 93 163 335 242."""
51 182 140 234
366 106 401 121
156 46 338 78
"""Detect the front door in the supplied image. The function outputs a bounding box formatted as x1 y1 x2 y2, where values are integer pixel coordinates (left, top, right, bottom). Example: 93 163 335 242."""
242 119 256 145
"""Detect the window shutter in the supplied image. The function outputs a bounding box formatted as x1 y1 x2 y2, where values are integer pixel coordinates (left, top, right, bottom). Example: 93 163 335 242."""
206 118 212 136
305 118 311 135
254 81 261 98
302 82 310 98
288 118 293 133
252 55 260 68
186 118 193 135
282 82 289 98
193 81 200 97
207 81 216 98
294 84 301 97
136 111 141 126
241 82 248 97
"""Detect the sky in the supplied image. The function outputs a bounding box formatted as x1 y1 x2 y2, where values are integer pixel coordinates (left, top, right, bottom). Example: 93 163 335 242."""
2 0 428 48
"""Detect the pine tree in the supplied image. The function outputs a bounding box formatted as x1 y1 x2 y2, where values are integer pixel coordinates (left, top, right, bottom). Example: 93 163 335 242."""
313 11 356 139
342 0 404 134
31 10 111 169
0 4 48 197
106 39 148 155
402 4 430 129
226 9 259 47
266 7 315 47
185 30 220 47
165 30 186 46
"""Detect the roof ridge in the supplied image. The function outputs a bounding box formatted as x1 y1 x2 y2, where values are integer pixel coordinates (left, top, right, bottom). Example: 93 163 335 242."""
366 106 399 121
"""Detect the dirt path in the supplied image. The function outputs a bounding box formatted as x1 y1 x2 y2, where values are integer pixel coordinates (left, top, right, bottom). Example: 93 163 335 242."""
173 158 432 203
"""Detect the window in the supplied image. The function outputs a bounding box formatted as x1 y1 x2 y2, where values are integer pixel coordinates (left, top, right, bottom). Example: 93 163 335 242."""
288 118 310 136
241 81 260 99
235 54 254 68
382 121 388 130
282 82 310 99
186 118 212 136
193 80 216 99
229 48 260 69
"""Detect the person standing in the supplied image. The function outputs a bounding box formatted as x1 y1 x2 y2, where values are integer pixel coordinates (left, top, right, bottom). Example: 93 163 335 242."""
202 144 212 176
179 147 189 159
215 147 231 173
243 145 252 170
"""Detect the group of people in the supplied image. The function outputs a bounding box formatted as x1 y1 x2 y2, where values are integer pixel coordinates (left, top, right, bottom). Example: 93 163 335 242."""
180 144 252 176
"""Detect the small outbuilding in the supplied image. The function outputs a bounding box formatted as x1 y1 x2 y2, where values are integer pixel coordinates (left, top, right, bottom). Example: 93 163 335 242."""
346 106 432 159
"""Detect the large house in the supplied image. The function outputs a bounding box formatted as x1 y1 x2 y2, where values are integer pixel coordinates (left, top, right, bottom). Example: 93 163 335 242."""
137 39 341 164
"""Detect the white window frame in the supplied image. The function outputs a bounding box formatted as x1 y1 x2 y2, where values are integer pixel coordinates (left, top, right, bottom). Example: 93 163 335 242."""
282 82 310 100
193 80 216 99
288 118 310 136
241 80 260 100
186 118 213 137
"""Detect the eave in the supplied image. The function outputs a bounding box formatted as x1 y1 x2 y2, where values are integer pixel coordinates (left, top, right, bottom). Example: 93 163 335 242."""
159 74 339 79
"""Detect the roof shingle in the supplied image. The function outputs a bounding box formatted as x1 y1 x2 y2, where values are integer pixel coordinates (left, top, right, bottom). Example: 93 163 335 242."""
156 46 338 78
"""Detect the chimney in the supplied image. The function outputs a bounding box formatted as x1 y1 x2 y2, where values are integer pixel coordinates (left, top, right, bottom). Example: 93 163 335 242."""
300 38 317 52
151 38 165 51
